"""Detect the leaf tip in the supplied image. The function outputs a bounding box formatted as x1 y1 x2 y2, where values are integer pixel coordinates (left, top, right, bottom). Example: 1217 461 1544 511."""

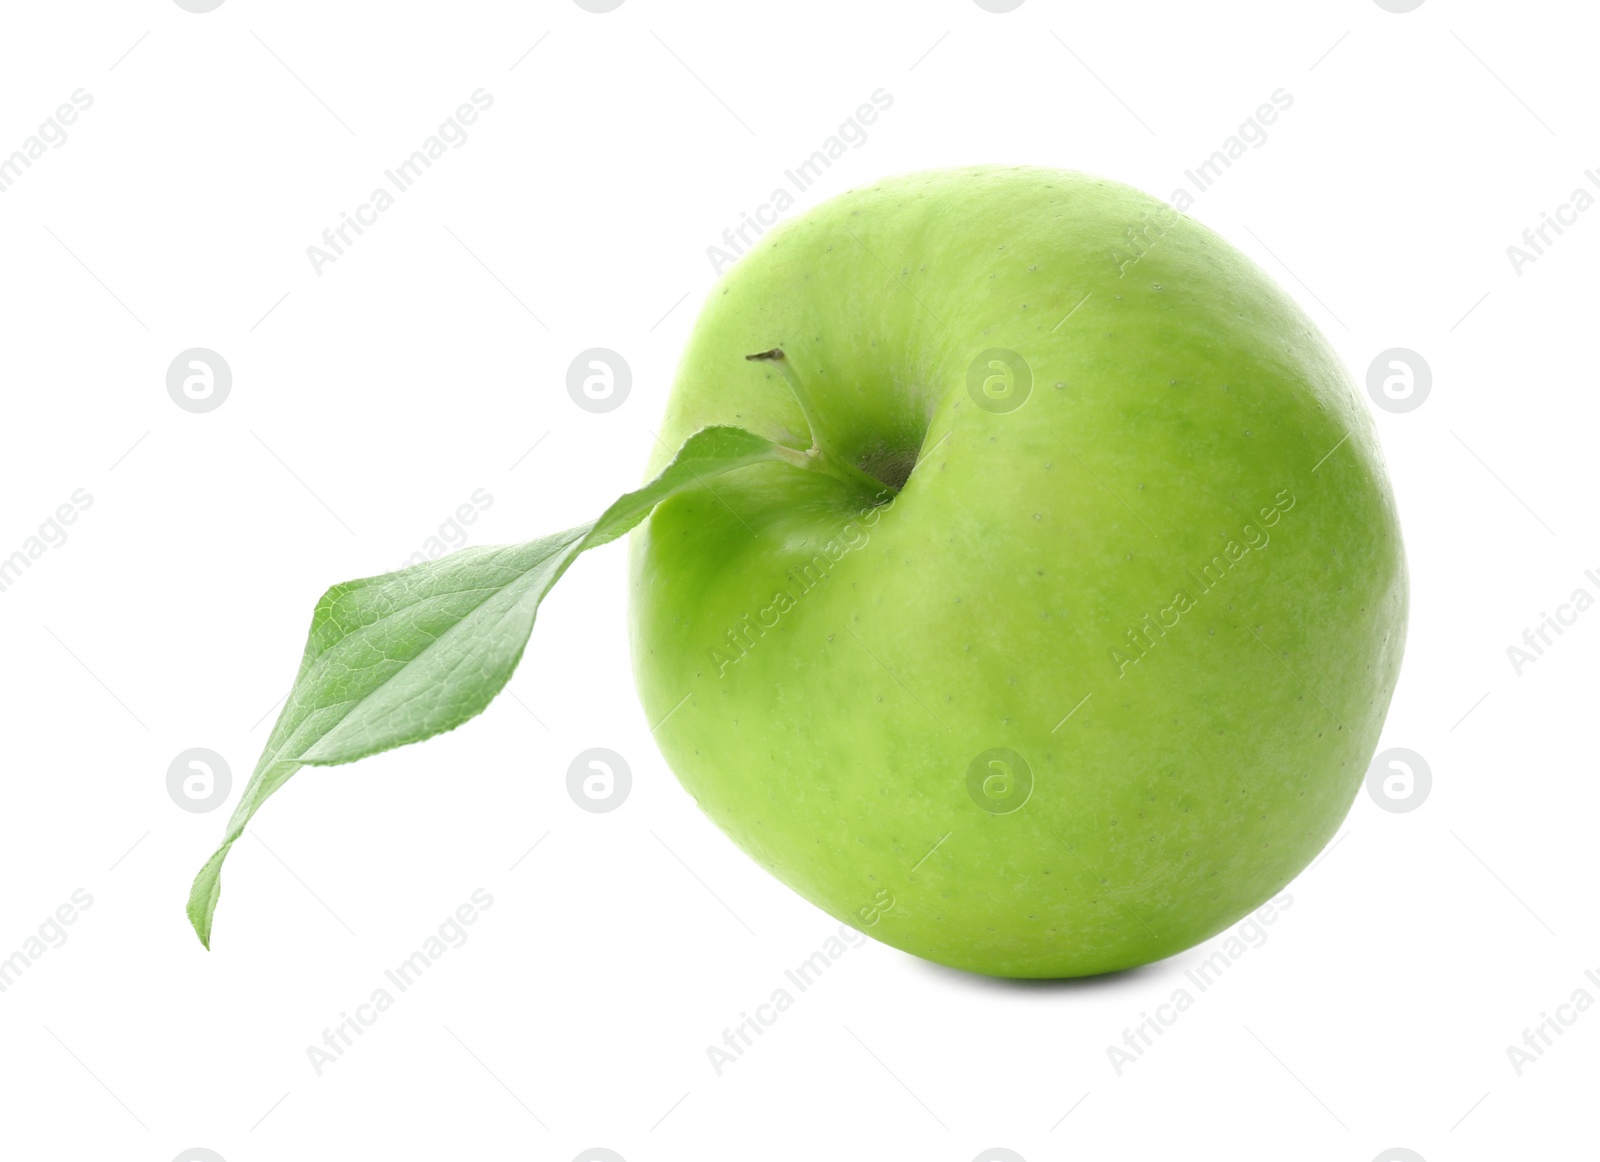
186 843 232 951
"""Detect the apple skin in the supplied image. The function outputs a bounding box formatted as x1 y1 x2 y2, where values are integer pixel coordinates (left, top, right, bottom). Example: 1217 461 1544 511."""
628 166 1406 978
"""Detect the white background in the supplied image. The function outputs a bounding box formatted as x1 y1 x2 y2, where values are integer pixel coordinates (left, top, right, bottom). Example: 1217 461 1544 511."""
0 1 1594 1160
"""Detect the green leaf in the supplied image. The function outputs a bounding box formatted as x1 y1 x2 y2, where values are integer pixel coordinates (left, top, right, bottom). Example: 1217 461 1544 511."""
188 425 792 949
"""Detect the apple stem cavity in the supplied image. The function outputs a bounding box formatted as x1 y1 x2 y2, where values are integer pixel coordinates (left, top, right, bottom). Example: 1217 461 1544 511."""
746 348 895 499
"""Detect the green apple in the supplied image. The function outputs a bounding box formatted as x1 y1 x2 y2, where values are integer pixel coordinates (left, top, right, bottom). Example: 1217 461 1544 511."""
628 166 1406 977
187 166 1406 978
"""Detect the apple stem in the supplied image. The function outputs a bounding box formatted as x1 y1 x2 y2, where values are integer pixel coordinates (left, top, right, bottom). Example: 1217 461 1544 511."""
746 348 893 498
